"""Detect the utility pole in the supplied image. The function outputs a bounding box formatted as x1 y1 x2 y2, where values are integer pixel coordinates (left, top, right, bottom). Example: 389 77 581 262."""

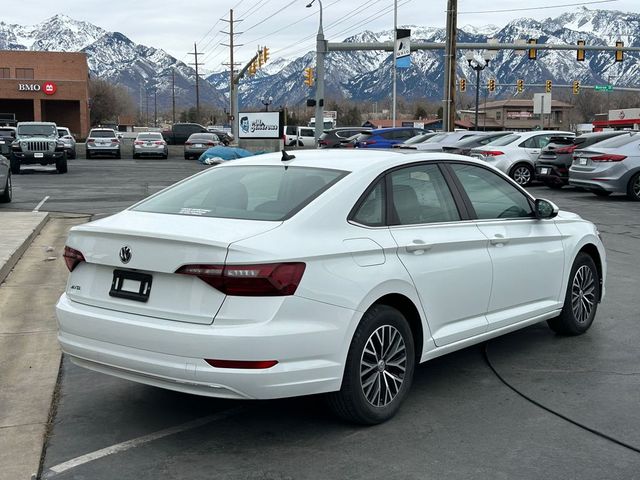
171 68 176 125
442 0 457 132
392 0 397 127
188 42 204 123
153 87 157 127
222 9 243 138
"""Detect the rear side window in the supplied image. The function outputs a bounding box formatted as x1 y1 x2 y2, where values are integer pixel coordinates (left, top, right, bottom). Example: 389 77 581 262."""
285 126 297 135
450 164 533 220
133 166 348 221
299 128 314 137
389 164 460 225
352 181 385 226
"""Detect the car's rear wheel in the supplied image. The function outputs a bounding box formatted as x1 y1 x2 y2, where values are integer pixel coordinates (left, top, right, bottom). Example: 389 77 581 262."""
10 156 20 174
510 163 534 186
56 154 68 174
327 305 415 424
626 172 640 201
0 172 11 203
547 252 600 335
115 151 121 159
86 150 91 159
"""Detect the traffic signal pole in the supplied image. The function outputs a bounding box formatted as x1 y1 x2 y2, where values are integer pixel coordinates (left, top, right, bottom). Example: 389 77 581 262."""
313 0 326 145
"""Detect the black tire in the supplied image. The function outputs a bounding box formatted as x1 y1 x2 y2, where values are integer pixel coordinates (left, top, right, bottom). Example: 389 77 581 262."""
626 172 640 201
327 305 415 425
115 151 121 159
162 154 168 159
545 182 563 190
510 163 534 187
56 154 68 174
86 150 91 159
184 154 190 160
0 172 11 203
132 153 139 159
592 190 612 197
68 150 76 159
10 156 20 174
547 252 600 336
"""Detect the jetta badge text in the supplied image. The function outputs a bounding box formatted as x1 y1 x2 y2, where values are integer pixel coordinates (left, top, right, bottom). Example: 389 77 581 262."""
119 246 132 264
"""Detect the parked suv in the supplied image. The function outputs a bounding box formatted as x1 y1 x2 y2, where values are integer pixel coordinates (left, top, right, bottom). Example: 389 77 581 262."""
86 128 121 159
319 127 371 148
10 122 67 174
536 131 627 188
162 123 208 145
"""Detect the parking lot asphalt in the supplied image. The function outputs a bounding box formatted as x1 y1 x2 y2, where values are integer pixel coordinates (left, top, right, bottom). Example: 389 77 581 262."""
2 152 639 479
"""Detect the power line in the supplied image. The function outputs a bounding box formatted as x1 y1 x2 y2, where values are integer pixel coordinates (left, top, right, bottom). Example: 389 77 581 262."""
242 0 298 34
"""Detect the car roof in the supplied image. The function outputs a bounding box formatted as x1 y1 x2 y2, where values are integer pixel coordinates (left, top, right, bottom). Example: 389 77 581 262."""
371 127 421 133
214 149 487 173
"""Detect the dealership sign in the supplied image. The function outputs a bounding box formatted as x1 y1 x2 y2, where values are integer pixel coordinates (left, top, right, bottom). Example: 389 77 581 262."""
17 81 57 95
237 111 281 139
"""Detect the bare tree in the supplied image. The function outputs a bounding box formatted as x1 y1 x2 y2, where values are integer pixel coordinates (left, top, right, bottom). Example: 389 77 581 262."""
89 78 136 126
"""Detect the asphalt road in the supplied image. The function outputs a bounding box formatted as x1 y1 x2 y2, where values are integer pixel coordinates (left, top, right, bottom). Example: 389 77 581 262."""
5 153 639 479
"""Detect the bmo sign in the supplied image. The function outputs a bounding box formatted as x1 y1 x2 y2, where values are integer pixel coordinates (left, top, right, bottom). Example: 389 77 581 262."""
17 81 57 95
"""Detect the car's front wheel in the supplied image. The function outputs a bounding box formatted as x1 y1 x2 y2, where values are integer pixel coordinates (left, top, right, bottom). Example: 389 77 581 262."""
327 305 415 424
626 172 640 201
510 163 534 186
547 252 600 335
56 154 68 174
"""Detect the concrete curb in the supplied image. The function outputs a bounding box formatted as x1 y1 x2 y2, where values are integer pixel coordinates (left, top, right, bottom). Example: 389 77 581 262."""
0 212 49 285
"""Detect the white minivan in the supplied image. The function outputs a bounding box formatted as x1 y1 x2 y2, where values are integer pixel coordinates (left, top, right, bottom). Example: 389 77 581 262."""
284 126 316 147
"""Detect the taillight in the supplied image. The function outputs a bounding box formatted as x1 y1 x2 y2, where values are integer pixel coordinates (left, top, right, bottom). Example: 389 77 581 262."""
482 150 504 156
206 141 216 146
362 140 376 145
176 263 306 296
134 140 144 145
591 154 627 162
204 359 278 369
86 139 95 143
555 145 577 154
63 246 85 272
113 138 120 144
155 141 165 145
185 142 192 146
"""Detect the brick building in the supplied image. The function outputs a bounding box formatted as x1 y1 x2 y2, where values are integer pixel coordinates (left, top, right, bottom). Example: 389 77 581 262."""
458 99 574 131
0 51 90 137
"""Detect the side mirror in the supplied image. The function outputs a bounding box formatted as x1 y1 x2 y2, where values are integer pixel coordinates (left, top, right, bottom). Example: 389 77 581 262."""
534 198 559 219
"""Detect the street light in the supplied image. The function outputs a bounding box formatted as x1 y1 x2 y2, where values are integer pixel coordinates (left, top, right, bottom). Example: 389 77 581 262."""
306 0 325 145
262 96 273 112
465 50 495 131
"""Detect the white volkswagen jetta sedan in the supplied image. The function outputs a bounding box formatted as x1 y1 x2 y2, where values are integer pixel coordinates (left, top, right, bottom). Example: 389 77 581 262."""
56 150 605 424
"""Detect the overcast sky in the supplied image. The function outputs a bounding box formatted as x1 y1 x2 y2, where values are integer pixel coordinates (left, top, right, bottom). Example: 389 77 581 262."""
3 0 636 72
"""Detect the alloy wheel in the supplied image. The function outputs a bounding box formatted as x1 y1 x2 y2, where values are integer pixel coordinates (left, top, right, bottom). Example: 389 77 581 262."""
360 325 407 407
512 166 532 185
632 175 640 200
571 265 596 323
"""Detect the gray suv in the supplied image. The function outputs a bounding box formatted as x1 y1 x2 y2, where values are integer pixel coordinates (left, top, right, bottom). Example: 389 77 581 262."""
10 122 68 174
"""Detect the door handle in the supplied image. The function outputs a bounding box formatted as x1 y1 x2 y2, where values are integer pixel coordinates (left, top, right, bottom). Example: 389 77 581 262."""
489 235 510 246
405 240 431 254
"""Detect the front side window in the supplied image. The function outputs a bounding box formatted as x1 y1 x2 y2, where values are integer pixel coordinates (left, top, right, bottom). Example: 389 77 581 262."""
450 163 533 220
133 165 347 221
389 164 460 225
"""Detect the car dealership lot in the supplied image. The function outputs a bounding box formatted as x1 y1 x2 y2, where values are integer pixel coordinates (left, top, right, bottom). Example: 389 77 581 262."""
2 156 639 478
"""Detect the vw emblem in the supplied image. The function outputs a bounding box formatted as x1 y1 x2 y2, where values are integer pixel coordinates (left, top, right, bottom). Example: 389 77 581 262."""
119 246 132 264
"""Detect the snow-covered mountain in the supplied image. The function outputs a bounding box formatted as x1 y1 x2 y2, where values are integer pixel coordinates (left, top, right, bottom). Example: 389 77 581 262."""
0 14 225 110
1 8 638 112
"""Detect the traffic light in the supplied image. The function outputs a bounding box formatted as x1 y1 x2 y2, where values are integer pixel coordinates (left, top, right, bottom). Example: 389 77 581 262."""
615 41 624 62
459 78 466 93
577 40 585 61
257 49 264 68
572 80 580 95
545 80 552 93
516 79 524 93
249 61 257 76
262 46 269 64
488 79 496 92
304 67 314 87
528 38 537 60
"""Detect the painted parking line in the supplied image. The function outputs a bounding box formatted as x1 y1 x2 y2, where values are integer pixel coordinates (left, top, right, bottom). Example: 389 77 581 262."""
42 407 243 478
32 196 50 213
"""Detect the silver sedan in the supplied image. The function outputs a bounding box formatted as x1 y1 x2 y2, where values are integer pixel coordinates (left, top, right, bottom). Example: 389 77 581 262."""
569 132 640 201
0 140 12 203
184 133 220 160
132 132 168 159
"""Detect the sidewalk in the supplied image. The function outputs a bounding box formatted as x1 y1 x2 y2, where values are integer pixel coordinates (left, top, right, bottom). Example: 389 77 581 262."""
0 212 49 285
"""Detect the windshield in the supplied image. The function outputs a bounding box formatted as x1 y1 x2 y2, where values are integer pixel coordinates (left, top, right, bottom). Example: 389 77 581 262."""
487 134 521 146
18 124 57 137
133 165 348 221
90 130 116 138
57 129 70 137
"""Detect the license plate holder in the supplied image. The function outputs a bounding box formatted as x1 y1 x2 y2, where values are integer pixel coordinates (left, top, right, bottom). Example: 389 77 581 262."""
579 158 587 165
539 167 550 175
34 152 44 158
109 269 152 302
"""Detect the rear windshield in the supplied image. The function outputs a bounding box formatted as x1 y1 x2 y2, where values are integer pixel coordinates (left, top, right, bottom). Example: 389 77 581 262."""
487 134 521 146
421 132 449 143
189 133 216 140
132 165 348 221
548 136 574 146
57 128 69 136
90 130 116 138
137 133 162 140
590 132 638 149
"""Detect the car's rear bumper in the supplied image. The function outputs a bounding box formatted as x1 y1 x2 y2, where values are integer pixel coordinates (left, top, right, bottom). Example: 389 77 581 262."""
56 293 355 399
536 164 569 184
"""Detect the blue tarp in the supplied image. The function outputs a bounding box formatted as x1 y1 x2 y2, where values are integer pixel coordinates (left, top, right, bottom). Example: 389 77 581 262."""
198 146 259 164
